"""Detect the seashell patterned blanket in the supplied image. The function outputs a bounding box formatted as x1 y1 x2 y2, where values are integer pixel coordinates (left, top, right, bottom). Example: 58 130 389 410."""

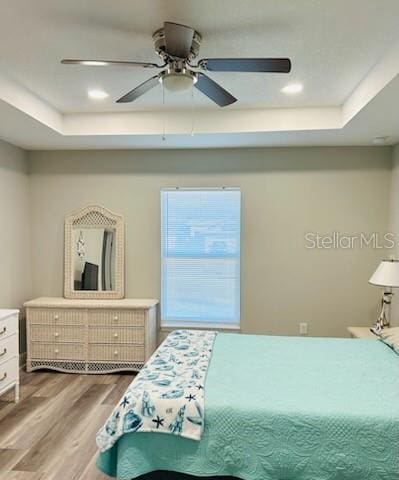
96 329 217 452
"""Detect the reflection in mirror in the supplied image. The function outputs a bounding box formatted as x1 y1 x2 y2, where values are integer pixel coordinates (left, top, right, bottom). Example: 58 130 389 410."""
73 227 116 291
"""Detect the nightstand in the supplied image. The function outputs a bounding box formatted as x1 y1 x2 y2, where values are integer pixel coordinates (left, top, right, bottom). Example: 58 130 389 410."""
347 327 378 339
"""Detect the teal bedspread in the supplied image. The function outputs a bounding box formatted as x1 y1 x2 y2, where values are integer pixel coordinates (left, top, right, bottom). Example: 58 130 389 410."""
97 334 399 480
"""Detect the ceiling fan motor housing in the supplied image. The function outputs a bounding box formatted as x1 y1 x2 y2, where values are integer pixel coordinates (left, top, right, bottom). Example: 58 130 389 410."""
152 26 202 62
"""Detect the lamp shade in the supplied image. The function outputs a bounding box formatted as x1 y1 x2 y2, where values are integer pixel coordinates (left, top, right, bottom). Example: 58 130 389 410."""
369 260 399 288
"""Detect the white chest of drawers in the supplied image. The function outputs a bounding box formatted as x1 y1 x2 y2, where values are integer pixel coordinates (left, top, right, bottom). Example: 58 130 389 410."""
0 310 19 402
25 298 158 374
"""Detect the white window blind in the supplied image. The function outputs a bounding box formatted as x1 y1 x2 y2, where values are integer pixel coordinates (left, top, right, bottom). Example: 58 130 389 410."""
161 188 241 327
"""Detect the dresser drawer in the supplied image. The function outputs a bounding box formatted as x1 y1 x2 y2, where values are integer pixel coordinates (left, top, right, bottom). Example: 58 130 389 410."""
88 344 144 362
87 309 145 327
0 316 18 340
0 334 18 365
30 343 85 360
28 308 85 325
88 326 144 344
30 325 84 343
0 356 18 390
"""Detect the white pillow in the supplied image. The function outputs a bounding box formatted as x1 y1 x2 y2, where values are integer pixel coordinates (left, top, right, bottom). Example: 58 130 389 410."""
380 327 399 354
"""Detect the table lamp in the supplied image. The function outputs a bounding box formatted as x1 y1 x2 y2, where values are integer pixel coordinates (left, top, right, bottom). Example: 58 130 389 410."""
369 259 399 334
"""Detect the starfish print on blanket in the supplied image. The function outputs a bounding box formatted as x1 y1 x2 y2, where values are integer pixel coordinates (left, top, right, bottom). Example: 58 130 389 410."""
152 415 165 428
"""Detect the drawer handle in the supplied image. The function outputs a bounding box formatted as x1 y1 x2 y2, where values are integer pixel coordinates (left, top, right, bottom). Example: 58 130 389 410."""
114 350 119 356
113 333 119 339
54 332 59 337
0 348 7 357
0 372 7 382
54 349 59 354
0 327 6 335
54 315 59 320
113 316 118 322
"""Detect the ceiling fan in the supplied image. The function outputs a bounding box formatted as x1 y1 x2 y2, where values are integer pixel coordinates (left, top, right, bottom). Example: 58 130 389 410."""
61 21 292 107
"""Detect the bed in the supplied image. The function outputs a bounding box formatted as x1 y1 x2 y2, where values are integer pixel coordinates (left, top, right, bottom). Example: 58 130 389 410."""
97 332 399 480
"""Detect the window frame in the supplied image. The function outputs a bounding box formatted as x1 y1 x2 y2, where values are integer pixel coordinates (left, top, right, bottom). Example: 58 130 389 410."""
160 187 241 329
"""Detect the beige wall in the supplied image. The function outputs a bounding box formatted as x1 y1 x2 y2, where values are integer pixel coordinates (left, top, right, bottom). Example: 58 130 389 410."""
0 139 32 352
28 147 392 338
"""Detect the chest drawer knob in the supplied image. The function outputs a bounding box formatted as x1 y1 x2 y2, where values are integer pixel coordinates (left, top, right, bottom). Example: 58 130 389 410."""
0 348 7 357
54 332 59 337
0 327 6 336
113 333 119 339
113 316 118 322
0 372 7 382
54 349 59 354
114 350 119 356
54 315 59 321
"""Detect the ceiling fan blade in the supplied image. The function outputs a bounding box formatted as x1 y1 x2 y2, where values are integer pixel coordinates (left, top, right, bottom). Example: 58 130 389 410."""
61 59 160 68
199 58 292 73
116 75 160 103
195 73 237 107
163 22 194 58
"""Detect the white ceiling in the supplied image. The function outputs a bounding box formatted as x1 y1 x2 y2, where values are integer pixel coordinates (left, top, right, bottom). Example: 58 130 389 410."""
0 0 399 149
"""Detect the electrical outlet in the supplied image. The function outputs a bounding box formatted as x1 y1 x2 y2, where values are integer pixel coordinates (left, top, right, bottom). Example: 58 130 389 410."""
299 322 308 335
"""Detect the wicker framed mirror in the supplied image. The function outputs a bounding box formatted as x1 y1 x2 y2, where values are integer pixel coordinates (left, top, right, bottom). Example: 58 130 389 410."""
64 204 125 299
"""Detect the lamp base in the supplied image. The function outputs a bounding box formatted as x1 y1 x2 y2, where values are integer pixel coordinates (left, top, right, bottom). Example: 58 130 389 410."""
370 322 383 335
370 290 392 335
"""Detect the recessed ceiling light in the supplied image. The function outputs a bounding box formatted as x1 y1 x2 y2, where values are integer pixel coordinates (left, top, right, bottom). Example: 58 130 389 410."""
281 83 303 94
372 136 388 145
88 89 109 100
82 61 108 66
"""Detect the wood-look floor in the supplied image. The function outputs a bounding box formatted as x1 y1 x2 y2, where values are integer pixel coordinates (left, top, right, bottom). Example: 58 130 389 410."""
0 369 135 480
0 371 236 480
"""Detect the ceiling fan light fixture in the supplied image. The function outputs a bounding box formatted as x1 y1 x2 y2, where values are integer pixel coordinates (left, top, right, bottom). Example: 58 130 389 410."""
160 71 197 93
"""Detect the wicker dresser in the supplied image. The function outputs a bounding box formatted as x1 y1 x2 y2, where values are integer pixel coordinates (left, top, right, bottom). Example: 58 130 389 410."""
0 310 19 402
24 298 158 374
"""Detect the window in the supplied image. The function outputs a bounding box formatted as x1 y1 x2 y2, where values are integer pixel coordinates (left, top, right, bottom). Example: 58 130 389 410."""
161 188 240 328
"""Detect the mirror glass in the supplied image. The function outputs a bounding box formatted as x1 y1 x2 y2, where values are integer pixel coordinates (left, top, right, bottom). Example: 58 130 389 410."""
73 227 116 291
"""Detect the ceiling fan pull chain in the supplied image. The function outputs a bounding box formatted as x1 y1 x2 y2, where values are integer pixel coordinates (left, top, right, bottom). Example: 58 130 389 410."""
190 85 195 137
162 83 166 142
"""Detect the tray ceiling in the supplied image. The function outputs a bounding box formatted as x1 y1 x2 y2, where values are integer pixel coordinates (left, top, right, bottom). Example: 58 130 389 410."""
0 0 399 148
